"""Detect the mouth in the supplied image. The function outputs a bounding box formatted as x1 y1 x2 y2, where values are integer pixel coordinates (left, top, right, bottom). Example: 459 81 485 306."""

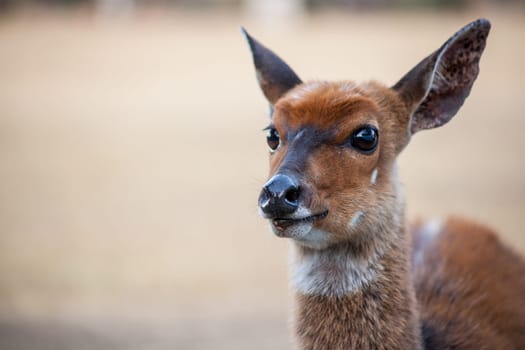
271 210 328 232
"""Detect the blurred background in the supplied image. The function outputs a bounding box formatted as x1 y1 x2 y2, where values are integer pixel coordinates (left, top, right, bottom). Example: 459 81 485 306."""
0 0 524 349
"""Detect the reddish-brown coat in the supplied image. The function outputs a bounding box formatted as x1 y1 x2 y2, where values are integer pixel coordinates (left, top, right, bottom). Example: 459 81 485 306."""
412 217 525 349
269 82 410 245
244 18 525 350
263 80 525 349
268 80 525 349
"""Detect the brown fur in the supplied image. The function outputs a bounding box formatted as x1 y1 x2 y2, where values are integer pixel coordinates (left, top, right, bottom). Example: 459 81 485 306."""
244 19 525 350
294 233 423 350
412 218 525 349
268 82 410 247
275 79 525 348
273 80 425 349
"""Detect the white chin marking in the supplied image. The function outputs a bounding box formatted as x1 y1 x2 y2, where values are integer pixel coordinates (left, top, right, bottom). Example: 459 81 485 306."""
265 206 330 249
271 221 330 250
293 227 330 250
271 220 312 239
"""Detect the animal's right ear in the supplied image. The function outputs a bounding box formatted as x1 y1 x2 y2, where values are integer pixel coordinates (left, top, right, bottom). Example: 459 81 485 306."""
241 27 302 107
392 19 490 134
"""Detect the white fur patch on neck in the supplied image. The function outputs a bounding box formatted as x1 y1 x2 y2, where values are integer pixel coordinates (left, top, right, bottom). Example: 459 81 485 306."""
290 243 384 297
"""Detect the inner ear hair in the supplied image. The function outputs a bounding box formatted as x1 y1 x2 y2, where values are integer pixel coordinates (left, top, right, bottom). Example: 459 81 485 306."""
393 19 491 134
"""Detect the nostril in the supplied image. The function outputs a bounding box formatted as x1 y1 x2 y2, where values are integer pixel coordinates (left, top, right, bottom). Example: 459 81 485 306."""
284 186 300 205
262 185 272 198
259 189 270 207
261 174 301 215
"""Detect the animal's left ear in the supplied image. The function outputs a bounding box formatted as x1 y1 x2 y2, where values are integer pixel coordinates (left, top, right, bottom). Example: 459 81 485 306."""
241 27 303 107
393 19 491 134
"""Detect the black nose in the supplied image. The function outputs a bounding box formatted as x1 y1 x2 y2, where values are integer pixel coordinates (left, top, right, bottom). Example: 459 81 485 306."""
259 174 301 217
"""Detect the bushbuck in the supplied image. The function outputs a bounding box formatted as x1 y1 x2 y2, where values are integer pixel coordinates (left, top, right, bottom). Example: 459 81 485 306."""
243 19 525 350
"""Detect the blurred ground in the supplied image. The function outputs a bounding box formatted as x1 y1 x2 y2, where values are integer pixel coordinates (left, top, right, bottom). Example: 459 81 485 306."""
0 6 524 349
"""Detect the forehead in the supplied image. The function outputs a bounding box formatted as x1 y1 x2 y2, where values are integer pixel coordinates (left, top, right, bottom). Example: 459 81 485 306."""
273 81 382 131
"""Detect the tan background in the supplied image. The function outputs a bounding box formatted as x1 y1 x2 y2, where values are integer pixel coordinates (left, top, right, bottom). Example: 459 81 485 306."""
0 5 524 349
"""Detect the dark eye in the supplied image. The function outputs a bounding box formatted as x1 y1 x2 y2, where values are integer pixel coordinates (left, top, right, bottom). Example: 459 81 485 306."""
350 126 379 153
266 128 280 151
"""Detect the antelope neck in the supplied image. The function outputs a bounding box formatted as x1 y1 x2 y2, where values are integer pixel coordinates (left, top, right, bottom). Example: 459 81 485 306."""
290 237 388 297
291 227 423 349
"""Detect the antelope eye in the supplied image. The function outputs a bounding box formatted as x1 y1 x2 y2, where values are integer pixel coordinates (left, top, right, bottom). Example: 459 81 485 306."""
350 126 379 154
266 128 280 151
